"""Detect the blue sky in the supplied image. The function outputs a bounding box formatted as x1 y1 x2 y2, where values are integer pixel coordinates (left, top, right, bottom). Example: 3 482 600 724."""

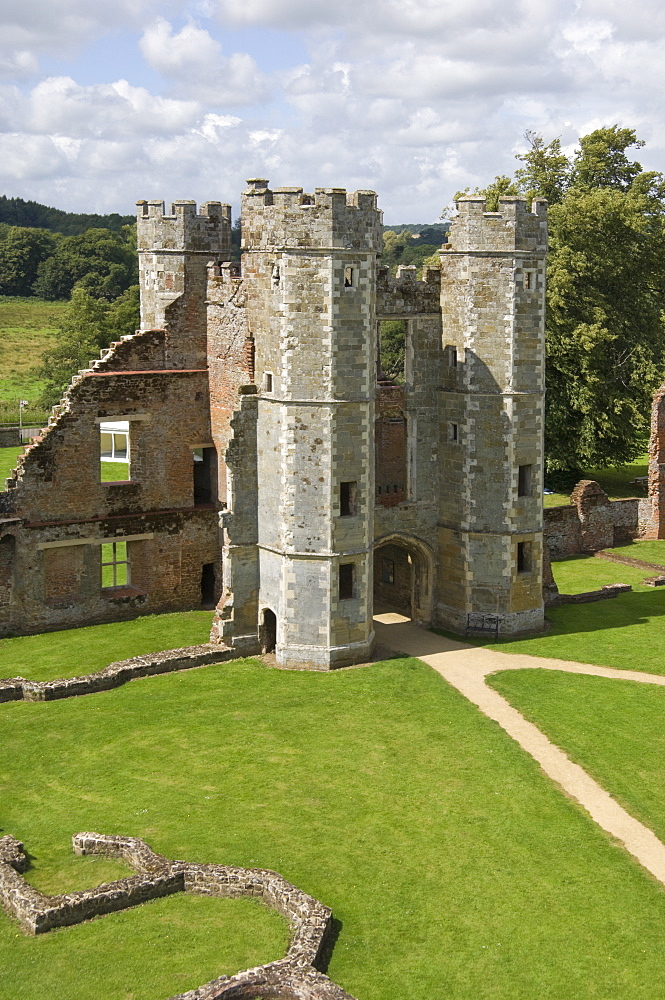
1 0 665 222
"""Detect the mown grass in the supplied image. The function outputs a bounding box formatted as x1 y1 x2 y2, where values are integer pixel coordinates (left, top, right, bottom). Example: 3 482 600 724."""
0 445 22 486
4 656 665 1000
601 539 665 567
0 610 215 682
543 450 648 507
100 460 131 482
0 297 66 415
487 668 665 845
471 555 665 673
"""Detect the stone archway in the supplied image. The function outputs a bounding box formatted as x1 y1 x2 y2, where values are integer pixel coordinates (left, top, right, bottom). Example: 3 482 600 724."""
372 533 435 624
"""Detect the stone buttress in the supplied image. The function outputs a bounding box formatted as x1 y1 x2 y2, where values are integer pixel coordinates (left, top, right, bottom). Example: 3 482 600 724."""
436 196 548 634
210 181 382 667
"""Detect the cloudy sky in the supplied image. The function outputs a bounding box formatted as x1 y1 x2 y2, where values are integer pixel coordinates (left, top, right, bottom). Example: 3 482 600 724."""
1 0 665 223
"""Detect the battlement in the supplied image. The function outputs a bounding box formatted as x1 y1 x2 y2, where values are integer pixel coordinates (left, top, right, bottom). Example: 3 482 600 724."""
240 179 383 253
445 196 548 254
136 199 232 254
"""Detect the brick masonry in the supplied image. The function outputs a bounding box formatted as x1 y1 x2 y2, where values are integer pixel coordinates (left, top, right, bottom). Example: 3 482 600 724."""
0 184 554 652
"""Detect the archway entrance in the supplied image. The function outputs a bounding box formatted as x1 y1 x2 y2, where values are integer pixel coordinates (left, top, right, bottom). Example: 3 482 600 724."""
259 608 277 654
373 534 434 624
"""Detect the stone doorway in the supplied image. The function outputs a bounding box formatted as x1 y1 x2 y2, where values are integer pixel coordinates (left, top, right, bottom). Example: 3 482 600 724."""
259 608 277 654
373 534 434 624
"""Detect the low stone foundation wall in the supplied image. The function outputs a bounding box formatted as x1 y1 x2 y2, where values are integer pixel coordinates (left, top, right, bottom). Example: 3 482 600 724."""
554 583 632 605
0 833 357 1000
593 550 665 573
0 643 235 703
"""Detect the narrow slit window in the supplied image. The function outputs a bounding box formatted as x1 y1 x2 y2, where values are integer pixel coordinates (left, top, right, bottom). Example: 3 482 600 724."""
518 464 532 497
344 266 355 288
340 481 357 517
449 422 458 443
100 420 130 482
524 270 535 290
101 541 130 589
449 346 458 368
264 372 273 393
517 541 532 574
381 558 395 584
339 563 354 600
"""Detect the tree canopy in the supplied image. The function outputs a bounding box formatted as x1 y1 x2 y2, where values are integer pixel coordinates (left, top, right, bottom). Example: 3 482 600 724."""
460 125 665 472
31 226 138 301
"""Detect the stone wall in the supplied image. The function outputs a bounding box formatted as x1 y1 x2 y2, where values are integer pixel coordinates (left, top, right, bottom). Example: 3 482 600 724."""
544 482 656 559
0 832 356 1000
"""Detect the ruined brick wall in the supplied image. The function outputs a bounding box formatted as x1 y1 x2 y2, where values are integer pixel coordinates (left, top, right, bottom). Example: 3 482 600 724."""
544 487 656 558
648 384 665 539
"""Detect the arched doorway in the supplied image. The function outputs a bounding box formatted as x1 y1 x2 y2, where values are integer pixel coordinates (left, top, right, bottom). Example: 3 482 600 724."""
373 533 434 624
259 608 277 654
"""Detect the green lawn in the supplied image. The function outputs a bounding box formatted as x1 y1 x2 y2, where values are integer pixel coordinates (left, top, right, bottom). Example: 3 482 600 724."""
600 539 665 567
544 450 648 507
5 656 665 999
467 554 665 673
0 296 65 421
487 668 665 846
0 445 22 486
0 610 215 682
100 460 131 482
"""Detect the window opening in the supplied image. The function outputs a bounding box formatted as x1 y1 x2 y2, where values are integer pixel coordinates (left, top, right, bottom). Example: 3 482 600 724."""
344 266 355 288
260 608 277 654
338 563 354 600
449 423 458 443
378 319 406 382
517 541 532 574
193 447 217 505
381 558 395 584
101 541 129 588
201 563 216 608
449 346 458 367
264 372 273 393
518 464 533 497
524 270 535 290
340 481 357 517
100 420 130 482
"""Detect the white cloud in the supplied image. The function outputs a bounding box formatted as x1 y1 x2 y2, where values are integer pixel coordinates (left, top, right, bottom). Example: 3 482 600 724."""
0 0 160 55
139 17 268 106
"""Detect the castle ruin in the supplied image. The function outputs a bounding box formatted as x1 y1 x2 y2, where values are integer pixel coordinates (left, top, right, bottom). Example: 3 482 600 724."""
0 183 549 666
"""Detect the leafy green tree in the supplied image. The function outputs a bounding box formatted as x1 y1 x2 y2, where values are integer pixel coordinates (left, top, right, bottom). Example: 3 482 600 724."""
459 126 665 472
36 284 140 408
379 320 407 381
454 175 520 212
0 227 58 297
32 226 137 301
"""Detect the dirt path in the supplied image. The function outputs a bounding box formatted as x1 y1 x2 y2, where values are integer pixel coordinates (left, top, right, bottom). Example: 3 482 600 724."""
373 611 665 885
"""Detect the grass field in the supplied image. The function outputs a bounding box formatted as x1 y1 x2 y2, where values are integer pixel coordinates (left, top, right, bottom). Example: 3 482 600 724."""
5 655 665 1000
601 539 665 566
0 297 66 421
0 445 22 486
470 554 665 673
0 610 215 682
543 450 649 507
487 668 665 845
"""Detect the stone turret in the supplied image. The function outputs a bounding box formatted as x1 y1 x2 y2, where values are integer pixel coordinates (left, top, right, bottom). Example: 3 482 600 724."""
136 198 232 368
212 180 381 668
436 195 548 635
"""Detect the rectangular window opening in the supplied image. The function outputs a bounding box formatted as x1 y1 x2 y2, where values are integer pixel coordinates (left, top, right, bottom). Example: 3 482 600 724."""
518 464 533 497
101 541 130 589
449 422 458 443
524 270 535 290
517 541 532 574
193 447 217 505
378 319 407 383
264 372 273 393
338 563 354 600
449 346 458 367
100 420 130 482
344 266 355 288
340 481 357 517
381 558 395 585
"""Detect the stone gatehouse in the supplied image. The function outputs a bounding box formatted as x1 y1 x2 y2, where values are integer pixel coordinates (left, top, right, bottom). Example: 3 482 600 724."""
0 183 549 667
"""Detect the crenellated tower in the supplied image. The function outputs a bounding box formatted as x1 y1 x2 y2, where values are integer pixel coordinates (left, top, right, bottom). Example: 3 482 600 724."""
211 180 383 668
136 199 232 368
436 196 548 634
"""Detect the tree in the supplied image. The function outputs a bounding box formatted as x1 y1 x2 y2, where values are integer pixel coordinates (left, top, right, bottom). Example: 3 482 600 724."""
0 227 58 297
460 126 665 472
36 284 140 408
32 226 137 301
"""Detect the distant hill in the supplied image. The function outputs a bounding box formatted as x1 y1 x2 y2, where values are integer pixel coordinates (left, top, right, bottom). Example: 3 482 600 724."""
0 196 134 236
383 223 449 241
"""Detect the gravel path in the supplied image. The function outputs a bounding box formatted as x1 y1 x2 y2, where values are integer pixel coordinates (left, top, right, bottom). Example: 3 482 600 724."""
373 611 665 885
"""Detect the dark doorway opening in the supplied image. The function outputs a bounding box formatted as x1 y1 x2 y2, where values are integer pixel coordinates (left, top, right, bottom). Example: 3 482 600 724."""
260 608 277 654
201 563 216 608
193 447 218 505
